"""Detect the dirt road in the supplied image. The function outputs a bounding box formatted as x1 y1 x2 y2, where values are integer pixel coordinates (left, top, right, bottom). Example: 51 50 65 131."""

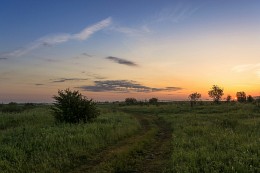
70 114 172 173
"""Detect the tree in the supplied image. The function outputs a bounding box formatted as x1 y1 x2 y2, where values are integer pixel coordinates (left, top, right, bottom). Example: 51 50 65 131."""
125 98 137 105
208 85 224 103
188 92 201 107
52 89 99 123
236 92 246 102
247 95 254 103
149 98 158 105
226 95 232 103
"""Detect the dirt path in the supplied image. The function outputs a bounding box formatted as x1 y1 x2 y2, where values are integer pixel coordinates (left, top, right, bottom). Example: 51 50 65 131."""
69 114 172 173
135 116 172 173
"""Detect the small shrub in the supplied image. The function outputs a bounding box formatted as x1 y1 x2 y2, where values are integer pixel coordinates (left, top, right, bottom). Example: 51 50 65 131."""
149 98 158 105
188 92 201 107
226 95 232 103
247 95 254 103
125 98 137 105
236 91 246 103
52 89 100 123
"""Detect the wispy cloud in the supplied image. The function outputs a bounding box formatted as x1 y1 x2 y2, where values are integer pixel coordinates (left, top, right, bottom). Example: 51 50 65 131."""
51 78 88 83
73 52 93 59
78 80 182 93
106 56 138 67
82 53 93 57
43 58 60 63
231 63 260 73
111 25 151 37
2 17 112 58
88 73 106 80
0 57 8 60
232 63 260 78
80 72 106 80
155 3 199 23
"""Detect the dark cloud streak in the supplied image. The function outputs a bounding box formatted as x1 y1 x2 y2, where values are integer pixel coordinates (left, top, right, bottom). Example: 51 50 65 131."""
106 56 138 67
82 53 93 57
78 80 182 93
51 78 88 83
44 58 60 62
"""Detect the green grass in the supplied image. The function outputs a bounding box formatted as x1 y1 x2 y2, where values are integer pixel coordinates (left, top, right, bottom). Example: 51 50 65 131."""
91 128 157 173
0 107 140 173
159 103 260 173
1 102 259 172
119 103 260 172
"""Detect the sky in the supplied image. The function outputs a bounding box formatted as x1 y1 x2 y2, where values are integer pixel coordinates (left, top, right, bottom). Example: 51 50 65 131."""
1 0 260 103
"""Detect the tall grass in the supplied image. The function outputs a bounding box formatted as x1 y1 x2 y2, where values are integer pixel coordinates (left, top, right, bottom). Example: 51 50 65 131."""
160 103 260 173
1 102 259 172
0 107 140 173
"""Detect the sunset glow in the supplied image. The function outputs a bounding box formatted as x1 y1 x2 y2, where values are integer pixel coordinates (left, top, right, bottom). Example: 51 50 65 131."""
1 0 260 103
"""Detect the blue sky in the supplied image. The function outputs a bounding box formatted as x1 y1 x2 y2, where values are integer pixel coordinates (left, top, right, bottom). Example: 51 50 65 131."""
1 0 260 102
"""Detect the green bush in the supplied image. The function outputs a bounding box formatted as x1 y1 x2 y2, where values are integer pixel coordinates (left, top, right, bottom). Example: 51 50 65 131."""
52 89 100 123
149 97 158 105
125 98 137 105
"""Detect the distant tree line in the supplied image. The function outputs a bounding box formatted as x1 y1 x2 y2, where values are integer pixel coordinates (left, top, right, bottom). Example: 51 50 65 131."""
124 97 159 106
0 102 36 113
2 86 259 126
188 85 259 107
122 85 259 108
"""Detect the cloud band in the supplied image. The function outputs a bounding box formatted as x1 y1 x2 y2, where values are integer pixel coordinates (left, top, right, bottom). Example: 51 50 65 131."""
78 80 182 93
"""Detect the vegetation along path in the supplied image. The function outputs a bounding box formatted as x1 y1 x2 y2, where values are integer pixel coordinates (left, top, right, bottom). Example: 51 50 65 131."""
70 113 172 173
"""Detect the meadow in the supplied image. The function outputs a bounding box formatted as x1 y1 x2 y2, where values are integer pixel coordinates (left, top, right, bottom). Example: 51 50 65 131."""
163 104 260 173
0 102 259 172
0 105 140 173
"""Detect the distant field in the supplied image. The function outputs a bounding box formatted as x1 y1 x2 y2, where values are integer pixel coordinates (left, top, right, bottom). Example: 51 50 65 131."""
0 103 259 172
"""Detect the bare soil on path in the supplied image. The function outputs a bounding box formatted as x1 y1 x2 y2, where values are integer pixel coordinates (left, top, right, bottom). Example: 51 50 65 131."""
69 114 172 173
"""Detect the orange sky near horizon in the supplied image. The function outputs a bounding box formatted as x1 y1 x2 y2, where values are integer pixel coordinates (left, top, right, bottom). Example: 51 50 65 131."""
1 1 260 103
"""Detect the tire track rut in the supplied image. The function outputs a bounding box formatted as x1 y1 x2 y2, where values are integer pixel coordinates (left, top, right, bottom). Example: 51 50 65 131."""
69 114 172 173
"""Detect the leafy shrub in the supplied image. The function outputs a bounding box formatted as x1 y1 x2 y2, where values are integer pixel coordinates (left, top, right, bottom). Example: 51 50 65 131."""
149 98 158 105
52 89 100 123
125 98 137 105
188 92 201 107
236 91 246 102
247 95 254 103
226 95 232 102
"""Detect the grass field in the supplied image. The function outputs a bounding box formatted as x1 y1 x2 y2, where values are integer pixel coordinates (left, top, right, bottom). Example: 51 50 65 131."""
0 106 140 173
0 102 259 172
156 103 260 172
